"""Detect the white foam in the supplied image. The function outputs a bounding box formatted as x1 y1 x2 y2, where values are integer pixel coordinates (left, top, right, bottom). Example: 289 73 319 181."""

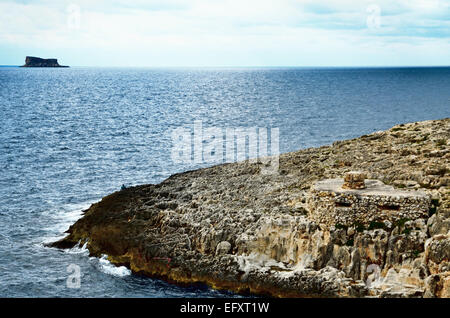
94 255 131 277
64 241 90 255
44 202 92 232
41 200 131 278
41 200 96 244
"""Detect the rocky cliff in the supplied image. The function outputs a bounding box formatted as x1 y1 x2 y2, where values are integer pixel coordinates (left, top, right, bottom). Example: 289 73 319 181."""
22 56 68 67
51 118 450 297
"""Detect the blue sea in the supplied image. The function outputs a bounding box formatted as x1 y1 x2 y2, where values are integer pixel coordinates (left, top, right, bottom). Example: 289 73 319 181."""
0 66 449 297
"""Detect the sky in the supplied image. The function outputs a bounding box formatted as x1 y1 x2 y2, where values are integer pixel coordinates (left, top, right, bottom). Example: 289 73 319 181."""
0 0 449 66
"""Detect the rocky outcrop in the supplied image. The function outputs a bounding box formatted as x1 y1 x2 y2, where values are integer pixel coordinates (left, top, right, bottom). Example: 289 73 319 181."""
21 56 68 67
50 118 449 297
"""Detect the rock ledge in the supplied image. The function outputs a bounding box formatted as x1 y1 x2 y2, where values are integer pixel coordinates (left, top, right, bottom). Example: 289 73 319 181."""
50 118 450 298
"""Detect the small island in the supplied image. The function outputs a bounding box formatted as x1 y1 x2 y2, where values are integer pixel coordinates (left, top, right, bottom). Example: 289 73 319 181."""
21 56 69 68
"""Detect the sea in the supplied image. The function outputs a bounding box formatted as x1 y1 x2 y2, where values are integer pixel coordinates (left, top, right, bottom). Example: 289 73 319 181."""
0 66 449 297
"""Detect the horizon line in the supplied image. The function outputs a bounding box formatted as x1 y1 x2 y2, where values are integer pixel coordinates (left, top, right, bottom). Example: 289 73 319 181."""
1 65 450 68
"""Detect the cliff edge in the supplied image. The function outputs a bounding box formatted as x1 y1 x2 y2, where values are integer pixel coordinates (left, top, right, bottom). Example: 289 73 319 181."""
51 118 450 298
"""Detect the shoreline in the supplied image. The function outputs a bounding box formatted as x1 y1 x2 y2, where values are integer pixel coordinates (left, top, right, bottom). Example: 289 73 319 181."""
51 118 450 298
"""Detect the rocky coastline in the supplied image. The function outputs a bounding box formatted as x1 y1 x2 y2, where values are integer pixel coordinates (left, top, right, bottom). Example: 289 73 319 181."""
51 118 449 298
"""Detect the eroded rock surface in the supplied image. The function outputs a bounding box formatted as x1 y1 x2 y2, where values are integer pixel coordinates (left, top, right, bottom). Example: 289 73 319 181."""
51 118 450 297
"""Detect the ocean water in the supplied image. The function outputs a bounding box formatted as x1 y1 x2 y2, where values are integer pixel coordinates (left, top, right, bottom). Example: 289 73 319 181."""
0 66 449 297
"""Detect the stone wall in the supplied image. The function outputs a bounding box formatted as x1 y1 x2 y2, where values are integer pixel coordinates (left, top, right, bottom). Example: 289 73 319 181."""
307 178 430 228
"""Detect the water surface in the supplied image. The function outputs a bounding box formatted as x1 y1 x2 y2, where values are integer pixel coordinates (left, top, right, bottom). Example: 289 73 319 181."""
0 66 449 297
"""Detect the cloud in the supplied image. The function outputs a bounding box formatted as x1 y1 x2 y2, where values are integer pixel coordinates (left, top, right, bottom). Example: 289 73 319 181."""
0 0 448 66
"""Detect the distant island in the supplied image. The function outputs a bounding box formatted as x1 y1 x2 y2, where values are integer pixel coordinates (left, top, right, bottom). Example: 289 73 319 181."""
21 56 69 68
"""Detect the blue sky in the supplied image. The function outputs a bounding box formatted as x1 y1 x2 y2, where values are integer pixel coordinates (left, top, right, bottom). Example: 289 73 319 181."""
0 0 449 66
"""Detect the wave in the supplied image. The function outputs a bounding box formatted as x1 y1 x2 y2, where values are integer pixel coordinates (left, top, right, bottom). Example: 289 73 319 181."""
65 241 89 255
41 201 95 244
94 255 131 277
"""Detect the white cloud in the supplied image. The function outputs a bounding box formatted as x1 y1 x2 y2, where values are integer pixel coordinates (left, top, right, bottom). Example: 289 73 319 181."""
0 0 448 66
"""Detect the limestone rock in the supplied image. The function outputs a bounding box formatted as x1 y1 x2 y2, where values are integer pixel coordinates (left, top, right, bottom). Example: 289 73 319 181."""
343 171 367 189
216 241 232 255
49 118 450 298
